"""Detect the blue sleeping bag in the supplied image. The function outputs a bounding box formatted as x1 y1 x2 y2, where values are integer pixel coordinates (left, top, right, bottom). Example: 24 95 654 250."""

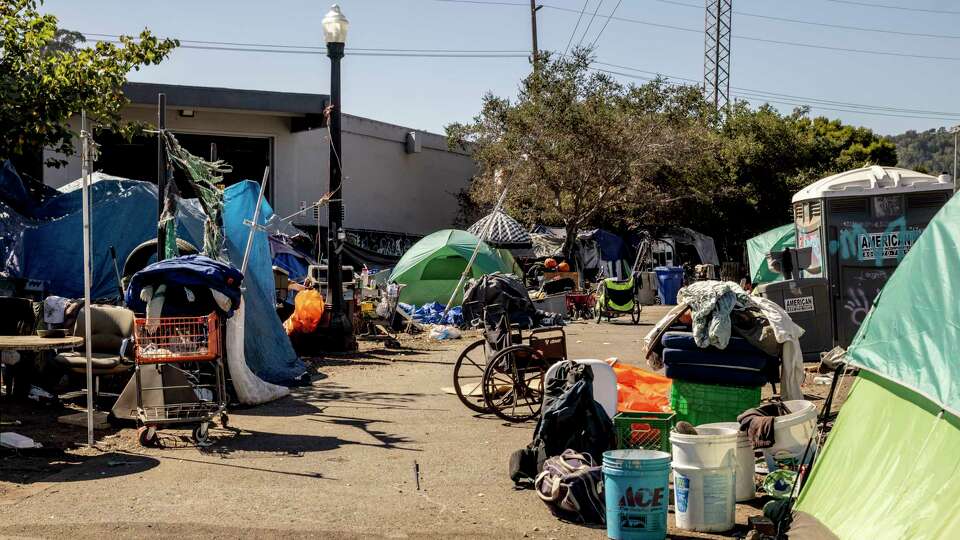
662 348 770 387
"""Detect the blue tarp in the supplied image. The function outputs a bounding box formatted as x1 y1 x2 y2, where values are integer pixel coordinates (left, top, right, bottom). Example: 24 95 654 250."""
1 168 205 299
223 181 306 385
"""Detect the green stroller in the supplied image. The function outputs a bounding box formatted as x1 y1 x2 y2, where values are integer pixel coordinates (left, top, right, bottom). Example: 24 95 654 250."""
595 275 641 324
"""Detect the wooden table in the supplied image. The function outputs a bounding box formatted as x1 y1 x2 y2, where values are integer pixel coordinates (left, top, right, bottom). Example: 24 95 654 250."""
0 335 84 397
0 335 84 352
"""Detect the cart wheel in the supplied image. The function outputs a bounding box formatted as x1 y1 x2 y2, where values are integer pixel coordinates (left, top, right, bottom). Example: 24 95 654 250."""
631 304 641 325
220 413 230 429
482 345 545 423
596 306 604 324
192 423 211 446
137 426 159 448
454 339 492 414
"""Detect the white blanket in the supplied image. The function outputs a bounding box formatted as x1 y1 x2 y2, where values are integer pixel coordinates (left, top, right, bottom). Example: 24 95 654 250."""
751 296 805 401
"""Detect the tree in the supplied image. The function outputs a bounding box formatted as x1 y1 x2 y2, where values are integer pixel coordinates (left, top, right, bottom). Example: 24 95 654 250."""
0 0 178 168
446 49 713 256
889 127 955 174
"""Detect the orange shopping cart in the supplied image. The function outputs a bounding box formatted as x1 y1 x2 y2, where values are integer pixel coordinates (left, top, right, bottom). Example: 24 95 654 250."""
132 313 228 447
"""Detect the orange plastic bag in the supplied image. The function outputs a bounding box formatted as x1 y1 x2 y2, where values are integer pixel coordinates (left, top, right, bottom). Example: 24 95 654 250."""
283 289 326 335
611 362 673 413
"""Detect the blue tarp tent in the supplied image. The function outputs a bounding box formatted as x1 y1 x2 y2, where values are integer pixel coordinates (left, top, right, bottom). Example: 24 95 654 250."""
223 181 306 385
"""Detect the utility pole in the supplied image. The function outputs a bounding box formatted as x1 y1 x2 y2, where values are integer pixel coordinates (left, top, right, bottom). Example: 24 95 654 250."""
703 0 732 111
530 1 542 67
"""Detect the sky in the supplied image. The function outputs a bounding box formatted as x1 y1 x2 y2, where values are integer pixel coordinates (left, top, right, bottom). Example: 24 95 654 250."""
40 0 960 136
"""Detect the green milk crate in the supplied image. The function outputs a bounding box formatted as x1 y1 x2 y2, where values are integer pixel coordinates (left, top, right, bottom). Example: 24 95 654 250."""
613 411 676 453
669 379 761 427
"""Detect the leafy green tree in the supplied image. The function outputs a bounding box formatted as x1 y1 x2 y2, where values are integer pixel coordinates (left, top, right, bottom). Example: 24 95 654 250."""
889 127 955 174
1 0 178 168
447 49 714 256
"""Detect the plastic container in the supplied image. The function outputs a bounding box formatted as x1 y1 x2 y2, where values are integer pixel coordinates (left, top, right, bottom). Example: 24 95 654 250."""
762 400 817 471
653 266 684 305
673 465 736 533
602 449 672 540
669 380 761 426
544 359 618 419
699 421 756 501
614 411 675 453
670 426 738 469
670 426 738 532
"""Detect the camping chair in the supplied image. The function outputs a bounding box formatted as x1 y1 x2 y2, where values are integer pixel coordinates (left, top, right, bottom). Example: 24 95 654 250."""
55 305 135 404
595 275 641 325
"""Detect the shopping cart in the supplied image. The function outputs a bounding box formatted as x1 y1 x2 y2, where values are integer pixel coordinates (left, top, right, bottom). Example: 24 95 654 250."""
132 313 228 447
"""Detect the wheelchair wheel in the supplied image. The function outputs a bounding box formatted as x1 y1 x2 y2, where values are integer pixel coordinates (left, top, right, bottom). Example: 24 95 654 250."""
482 345 546 423
596 304 604 323
453 339 492 414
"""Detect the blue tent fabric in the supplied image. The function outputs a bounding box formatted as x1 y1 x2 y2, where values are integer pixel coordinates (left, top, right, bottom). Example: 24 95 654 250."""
2 176 205 299
591 229 627 262
125 255 244 316
223 181 306 386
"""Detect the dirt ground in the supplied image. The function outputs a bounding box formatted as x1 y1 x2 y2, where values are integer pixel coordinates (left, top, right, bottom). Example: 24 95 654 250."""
0 305 854 539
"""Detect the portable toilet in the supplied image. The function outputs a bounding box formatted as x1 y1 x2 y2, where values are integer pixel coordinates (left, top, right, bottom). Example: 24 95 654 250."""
790 166 954 347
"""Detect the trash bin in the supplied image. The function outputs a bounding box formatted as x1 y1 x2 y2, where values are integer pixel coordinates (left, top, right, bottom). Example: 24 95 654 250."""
654 266 684 305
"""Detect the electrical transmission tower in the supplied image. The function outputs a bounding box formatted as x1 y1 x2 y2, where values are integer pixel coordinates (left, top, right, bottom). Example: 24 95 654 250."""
703 0 732 111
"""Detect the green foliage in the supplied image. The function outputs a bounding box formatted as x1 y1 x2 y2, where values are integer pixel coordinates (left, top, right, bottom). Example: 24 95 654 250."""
452 50 899 259
889 127 955 175
0 0 178 167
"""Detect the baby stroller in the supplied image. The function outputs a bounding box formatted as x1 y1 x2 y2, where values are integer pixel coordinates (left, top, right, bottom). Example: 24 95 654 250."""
595 274 641 324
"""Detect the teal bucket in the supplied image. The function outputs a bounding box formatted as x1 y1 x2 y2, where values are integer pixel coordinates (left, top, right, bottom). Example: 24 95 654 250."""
603 449 672 540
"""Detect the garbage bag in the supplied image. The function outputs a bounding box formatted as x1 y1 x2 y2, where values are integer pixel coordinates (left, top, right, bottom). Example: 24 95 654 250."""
283 289 326 335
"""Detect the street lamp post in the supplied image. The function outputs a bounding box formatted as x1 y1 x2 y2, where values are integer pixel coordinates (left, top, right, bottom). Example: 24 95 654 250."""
322 4 353 344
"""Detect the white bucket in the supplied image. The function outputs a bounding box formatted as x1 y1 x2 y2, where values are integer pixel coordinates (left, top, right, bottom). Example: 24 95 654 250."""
673 465 736 533
698 422 755 502
670 426 738 469
762 400 817 471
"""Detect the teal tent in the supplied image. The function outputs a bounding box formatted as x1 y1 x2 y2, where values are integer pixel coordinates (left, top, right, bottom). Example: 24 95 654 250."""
795 192 960 538
388 229 515 306
746 224 795 284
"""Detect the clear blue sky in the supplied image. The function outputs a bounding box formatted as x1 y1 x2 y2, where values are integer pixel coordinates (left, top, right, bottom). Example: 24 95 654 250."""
41 0 960 136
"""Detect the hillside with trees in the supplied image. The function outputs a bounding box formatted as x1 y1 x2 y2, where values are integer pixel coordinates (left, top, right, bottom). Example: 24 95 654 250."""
890 128 954 175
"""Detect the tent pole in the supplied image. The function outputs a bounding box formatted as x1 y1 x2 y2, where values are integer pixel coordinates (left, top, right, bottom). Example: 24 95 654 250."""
80 111 95 447
442 187 509 318
240 167 271 279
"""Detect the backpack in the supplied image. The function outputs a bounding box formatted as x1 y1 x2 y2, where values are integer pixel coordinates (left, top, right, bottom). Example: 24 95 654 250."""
509 361 615 485
535 450 606 525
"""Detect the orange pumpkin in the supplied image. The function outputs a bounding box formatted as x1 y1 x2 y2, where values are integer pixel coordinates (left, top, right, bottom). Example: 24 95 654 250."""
557 261 570 272
544 258 558 270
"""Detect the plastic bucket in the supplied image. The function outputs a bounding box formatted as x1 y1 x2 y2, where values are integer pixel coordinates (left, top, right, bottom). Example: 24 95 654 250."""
653 266 684 305
762 400 817 471
673 465 736 532
699 422 755 501
602 449 672 540
670 426 738 470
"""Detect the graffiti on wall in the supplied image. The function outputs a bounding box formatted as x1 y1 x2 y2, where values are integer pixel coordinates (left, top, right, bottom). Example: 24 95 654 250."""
345 229 420 258
828 216 923 267
842 269 889 327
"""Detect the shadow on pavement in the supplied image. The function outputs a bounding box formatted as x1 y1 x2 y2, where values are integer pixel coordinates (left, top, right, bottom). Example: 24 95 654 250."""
0 450 159 486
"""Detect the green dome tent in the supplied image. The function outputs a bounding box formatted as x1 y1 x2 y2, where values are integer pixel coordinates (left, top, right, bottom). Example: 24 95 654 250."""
746 223 795 285
794 192 960 538
388 229 515 306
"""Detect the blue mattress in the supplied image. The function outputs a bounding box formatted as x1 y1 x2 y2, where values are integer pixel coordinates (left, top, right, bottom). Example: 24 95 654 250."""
661 331 770 356
662 347 772 387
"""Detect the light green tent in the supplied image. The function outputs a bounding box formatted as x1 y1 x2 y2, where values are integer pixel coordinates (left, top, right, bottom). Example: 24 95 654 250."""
746 224 795 284
794 192 960 538
388 229 515 306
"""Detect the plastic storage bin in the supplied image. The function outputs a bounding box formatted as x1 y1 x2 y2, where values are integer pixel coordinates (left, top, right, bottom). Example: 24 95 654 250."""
614 411 676 453
669 380 761 426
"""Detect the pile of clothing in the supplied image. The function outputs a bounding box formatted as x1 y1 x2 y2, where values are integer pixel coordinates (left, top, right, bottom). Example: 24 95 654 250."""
644 280 804 400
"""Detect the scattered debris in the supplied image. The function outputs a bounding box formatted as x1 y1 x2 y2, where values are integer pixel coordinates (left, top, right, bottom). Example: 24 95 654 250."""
0 432 42 449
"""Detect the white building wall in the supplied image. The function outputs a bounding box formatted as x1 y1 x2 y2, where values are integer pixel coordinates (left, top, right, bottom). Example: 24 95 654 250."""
44 107 474 237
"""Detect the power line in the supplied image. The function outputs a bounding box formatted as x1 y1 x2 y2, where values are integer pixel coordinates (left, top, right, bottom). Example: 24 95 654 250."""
654 0 960 40
577 1 605 48
589 0 623 49
563 0 592 56
824 0 960 16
